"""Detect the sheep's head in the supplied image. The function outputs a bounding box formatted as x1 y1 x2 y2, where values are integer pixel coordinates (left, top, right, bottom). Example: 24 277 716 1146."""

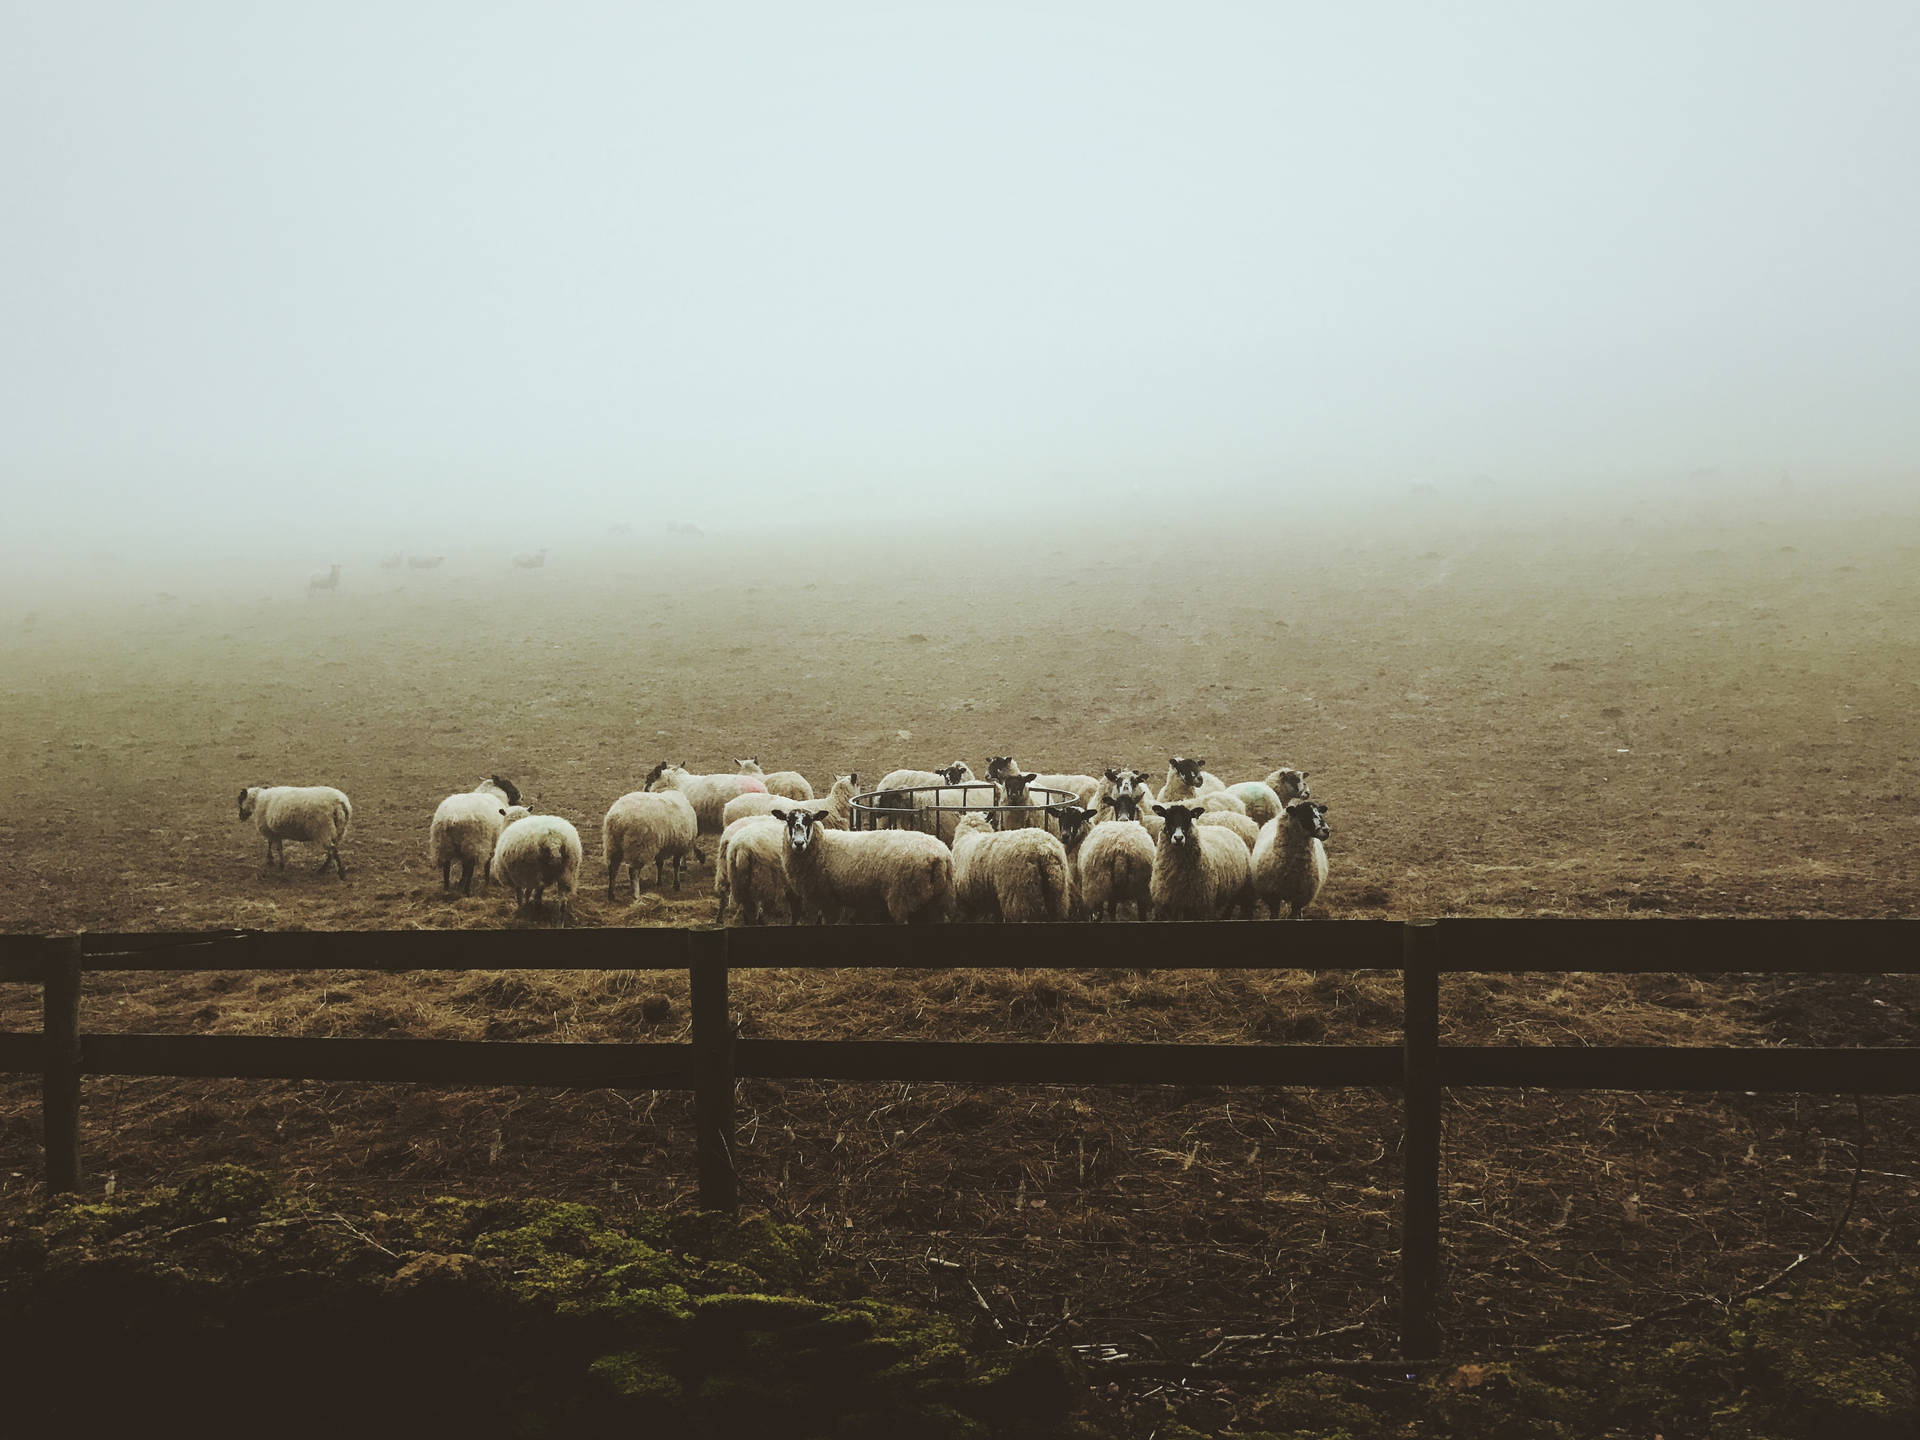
1108 788 1142 822
1049 804 1097 847
1270 767 1311 803
502 805 531 825
1153 802 1203 846
953 811 994 840
773 807 823 852
736 758 761 774
832 773 858 795
998 771 1037 803
1286 798 1330 842
985 756 1018 782
1170 756 1207 787
488 774 522 806
643 761 669 787
236 786 262 820
936 762 971 785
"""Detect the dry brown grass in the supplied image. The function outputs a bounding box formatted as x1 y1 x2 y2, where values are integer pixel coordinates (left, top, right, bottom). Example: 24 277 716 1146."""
2 510 1917 1358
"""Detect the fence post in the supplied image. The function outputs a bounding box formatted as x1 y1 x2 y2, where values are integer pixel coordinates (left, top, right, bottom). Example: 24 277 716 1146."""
42 935 83 1194
1401 919 1442 1359
689 928 738 1213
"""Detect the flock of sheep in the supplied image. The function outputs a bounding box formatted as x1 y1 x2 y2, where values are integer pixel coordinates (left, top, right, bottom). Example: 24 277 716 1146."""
305 549 547 594
233 755 1333 926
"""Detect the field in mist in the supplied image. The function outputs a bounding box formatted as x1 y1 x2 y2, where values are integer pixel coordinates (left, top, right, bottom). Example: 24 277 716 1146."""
1 492 1916 1358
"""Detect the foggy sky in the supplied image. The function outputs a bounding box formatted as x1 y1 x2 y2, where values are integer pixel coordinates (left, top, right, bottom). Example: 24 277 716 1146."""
5 2 1919 554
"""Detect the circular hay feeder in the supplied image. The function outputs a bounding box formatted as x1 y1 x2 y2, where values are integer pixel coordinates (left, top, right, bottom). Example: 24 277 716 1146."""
849 781 1079 840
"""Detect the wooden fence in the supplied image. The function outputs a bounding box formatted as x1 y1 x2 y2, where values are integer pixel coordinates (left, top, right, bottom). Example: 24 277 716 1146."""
1 918 1917 1360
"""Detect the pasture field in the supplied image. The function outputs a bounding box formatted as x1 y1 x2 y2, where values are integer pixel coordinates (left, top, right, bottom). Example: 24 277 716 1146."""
1 498 1917 1360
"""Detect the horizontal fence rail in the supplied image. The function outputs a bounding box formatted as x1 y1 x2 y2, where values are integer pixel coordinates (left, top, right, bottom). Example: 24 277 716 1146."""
1 917 1916 1362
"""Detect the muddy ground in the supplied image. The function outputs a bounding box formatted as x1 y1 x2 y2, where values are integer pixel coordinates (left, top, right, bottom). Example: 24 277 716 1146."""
1 496 1915 1361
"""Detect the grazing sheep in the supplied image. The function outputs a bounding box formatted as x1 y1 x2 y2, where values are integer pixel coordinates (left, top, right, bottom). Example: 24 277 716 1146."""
986 756 1100 807
1149 803 1254 920
1252 798 1331 918
238 785 352 878
1159 756 1226 803
307 564 340 596
774 807 953 924
512 548 548 569
736 758 814 802
645 762 766 851
490 813 583 921
406 554 445 570
429 776 525 893
951 812 1071 922
724 773 856 830
715 815 796 925
603 788 699 898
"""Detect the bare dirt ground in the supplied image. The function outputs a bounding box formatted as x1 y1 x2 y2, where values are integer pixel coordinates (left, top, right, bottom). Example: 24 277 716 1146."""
1 497 1916 1361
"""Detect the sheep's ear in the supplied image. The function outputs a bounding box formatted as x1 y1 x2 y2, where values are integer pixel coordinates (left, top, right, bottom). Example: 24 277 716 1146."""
1152 804 1169 817
1021 773 1037 785
1194 758 1206 769
771 808 789 822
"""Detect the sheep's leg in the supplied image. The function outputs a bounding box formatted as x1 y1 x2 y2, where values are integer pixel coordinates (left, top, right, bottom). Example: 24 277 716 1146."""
631 863 643 901
264 839 275 869
1289 901 1304 919
608 859 620 901
330 846 347 878
672 855 683 890
460 860 475 895
441 862 452 892
655 856 666 886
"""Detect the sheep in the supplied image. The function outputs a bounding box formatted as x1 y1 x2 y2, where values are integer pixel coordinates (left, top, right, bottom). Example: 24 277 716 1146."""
1222 780 1285 826
773 807 953 924
723 773 856 830
1065 808 1157 922
645 762 766 854
992 771 1047 830
1252 798 1331 918
238 785 353 877
1198 809 1261 850
428 776 525 893
950 812 1071 922
986 756 1100 807
736 758 814 802
406 554 445 570
872 762 983 839
602 788 699 898
490 812 583 921
714 815 796 924
1263 767 1313 805
1159 756 1226 803
1093 768 1155 824
1149 803 1254 920
307 564 341 596
512 548 548 569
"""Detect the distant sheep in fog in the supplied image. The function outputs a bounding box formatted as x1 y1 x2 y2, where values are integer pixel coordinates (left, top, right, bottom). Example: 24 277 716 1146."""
307 564 340 596
238 785 352 878
407 555 444 570
512 548 547 569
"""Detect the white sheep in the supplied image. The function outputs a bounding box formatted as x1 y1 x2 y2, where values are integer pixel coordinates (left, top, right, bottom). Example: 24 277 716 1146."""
307 564 341 596
1222 780 1284 826
723 773 857 830
428 776 525 893
1252 798 1331 918
1159 756 1226 803
986 756 1100 808
603 788 699 898
1080 823 1157 923
951 811 1071 922
879 760 983 840
1263 767 1313 805
490 812 583 921
714 814 795 925
1197 809 1261 850
1149 803 1254 920
512 548 547 569
238 785 352 878
773 806 953 924
736 759 815 802
645 762 767 853
1092 768 1155 824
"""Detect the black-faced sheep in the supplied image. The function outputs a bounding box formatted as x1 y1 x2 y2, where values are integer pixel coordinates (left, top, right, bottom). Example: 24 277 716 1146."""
1252 798 1331 918
773 807 953 924
1149 802 1254 920
238 785 352 878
